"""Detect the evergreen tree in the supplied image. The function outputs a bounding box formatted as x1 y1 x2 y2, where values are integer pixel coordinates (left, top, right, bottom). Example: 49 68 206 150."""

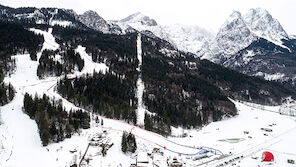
95 116 100 123
8 83 14 101
121 131 127 153
121 131 137 153
127 132 137 153
65 124 72 138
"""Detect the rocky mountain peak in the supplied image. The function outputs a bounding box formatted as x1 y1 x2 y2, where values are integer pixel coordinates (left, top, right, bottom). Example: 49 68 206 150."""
78 10 110 33
227 10 242 22
83 10 99 16
203 11 257 62
120 12 157 26
243 8 288 44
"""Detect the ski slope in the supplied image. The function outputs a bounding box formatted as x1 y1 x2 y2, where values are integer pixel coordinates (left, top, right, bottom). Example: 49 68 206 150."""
0 54 58 167
135 33 147 125
30 28 59 61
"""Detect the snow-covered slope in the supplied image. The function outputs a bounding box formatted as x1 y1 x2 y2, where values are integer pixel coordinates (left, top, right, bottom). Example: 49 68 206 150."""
162 24 214 54
115 12 171 41
0 54 59 167
0 5 213 55
135 34 146 125
243 8 289 46
30 28 60 60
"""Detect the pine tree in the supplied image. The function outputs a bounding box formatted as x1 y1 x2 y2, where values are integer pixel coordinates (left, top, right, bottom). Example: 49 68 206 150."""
144 113 152 131
39 114 50 146
65 124 72 138
101 118 104 126
95 116 100 123
49 123 57 140
8 83 14 101
121 131 127 153
127 132 137 153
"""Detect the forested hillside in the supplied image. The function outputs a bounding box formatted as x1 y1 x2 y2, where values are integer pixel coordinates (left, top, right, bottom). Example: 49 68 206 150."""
37 48 84 78
52 26 138 79
0 21 43 72
57 72 137 124
23 93 90 146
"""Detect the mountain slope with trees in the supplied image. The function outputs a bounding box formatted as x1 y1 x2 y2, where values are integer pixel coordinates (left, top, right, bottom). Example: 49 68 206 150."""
53 25 296 135
0 5 295 137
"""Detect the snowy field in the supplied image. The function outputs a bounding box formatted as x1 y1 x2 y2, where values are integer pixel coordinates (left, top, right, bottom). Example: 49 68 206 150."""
0 28 296 167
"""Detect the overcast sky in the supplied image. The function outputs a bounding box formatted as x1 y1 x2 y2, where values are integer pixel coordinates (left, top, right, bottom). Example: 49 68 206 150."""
2 0 296 35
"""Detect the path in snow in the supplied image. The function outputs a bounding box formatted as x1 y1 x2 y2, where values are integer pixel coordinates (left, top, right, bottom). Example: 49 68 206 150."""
135 33 146 125
75 45 109 75
30 28 59 61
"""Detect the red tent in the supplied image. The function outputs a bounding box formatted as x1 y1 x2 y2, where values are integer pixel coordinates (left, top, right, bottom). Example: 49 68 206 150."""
262 151 274 162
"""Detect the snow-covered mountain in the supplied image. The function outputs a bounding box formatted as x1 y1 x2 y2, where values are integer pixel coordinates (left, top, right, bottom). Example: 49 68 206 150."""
161 24 214 54
202 11 257 63
116 12 214 54
243 8 289 46
202 8 291 62
200 8 296 88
